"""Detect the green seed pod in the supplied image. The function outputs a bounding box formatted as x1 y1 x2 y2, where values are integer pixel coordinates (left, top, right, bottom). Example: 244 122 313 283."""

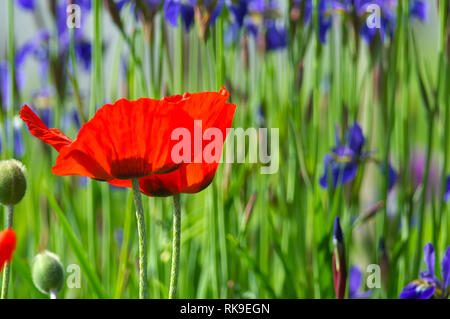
0 159 27 206
32 251 64 295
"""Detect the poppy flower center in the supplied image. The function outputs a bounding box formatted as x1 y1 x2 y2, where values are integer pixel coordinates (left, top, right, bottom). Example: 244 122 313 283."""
110 157 154 180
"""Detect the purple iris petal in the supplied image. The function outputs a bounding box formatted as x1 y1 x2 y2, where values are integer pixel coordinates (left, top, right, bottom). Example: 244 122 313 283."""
441 247 450 291
410 0 427 22
346 122 365 154
318 0 333 43
420 243 436 283
356 0 396 43
75 40 92 71
229 0 250 27
348 266 372 299
246 22 259 37
399 281 435 299
209 1 224 26
116 0 128 11
320 123 366 189
248 0 266 12
39 108 52 128
180 3 195 29
266 23 288 51
16 0 35 10
388 163 398 190
319 149 358 188
445 176 450 202
348 266 362 298
164 0 195 30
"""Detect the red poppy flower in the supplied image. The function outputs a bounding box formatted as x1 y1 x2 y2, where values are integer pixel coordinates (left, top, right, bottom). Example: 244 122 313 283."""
109 87 236 196
0 229 16 273
20 98 196 181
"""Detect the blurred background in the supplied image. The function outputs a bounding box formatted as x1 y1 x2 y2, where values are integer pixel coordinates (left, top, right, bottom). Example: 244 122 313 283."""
0 0 448 299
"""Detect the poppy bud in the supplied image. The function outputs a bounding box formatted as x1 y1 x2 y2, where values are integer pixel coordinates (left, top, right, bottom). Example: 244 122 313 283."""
0 159 27 206
32 251 64 296
332 216 347 299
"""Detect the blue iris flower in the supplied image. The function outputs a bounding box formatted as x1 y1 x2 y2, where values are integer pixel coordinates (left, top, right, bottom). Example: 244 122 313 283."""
265 22 288 50
55 2 92 71
348 266 372 299
245 0 288 51
0 32 46 111
319 122 366 188
228 0 250 27
295 0 348 44
355 0 428 43
400 243 450 299
164 0 196 30
410 0 428 22
16 3 92 74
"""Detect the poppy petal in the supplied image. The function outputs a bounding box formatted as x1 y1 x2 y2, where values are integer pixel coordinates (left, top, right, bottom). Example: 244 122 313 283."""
52 97 194 180
139 87 236 196
19 105 72 151
0 229 16 273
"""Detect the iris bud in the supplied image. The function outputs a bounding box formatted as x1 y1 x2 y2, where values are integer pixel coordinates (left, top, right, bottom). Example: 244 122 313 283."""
332 216 347 299
32 251 64 295
0 159 27 206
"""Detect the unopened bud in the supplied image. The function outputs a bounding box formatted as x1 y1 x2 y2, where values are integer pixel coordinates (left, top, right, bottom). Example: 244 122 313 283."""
0 159 27 206
32 251 64 295
332 216 347 299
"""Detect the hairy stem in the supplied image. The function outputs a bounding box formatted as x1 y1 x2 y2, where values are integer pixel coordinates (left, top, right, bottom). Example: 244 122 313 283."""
131 178 148 299
169 194 181 299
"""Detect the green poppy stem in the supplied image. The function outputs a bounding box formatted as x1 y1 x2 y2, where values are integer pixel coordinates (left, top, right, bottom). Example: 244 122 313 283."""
49 289 58 300
1 205 14 299
169 194 181 299
131 178 148 299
